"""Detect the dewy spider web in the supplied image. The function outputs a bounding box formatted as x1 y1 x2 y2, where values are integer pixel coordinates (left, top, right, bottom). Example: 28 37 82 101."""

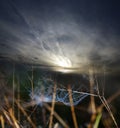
56 88 88 106
29 76 96 106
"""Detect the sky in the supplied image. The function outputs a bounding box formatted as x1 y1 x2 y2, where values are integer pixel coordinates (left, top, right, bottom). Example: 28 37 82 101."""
0 0 120 73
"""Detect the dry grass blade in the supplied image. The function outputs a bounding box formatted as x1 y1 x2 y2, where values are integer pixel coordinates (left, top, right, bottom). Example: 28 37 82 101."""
31 66 34 98
44 103 69 128
103 97 118 128
68 85 78 128
9 108 20 128
0 115 5 128
23 101 70 128
97 88 120 127
89 69 96 114
17 78 20 122
12 65 15 112
3 110 13 126
15 99 36 128
49 83 57 128
99 90 120 110
95 73 119 128
87 69 97 128
98 96 118 128
4 96 20 128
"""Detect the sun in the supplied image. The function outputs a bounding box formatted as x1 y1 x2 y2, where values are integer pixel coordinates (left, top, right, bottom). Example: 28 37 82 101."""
51 55 72 73
55 55 72 68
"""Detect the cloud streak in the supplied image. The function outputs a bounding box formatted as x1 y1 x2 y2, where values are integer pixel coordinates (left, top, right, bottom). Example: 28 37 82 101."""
0 0 120 73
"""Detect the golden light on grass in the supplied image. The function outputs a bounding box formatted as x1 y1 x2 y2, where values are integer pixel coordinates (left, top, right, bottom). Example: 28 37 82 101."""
15 99 36 128
49 84 57 128
68 85 78 128
9 108 20 128
0 115 5 128
0 66 119 128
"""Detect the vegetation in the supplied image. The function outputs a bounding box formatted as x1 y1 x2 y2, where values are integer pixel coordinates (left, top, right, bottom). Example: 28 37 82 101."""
0 62 120 128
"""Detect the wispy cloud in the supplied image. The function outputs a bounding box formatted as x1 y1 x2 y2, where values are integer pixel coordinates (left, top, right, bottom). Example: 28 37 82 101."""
0 0 120 73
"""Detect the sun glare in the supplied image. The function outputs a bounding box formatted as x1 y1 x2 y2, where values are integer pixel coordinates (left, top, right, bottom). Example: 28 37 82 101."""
52 55 72 73
56 56 72 68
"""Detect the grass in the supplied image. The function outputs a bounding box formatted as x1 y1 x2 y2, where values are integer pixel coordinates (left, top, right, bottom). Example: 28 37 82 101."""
0 64 120 128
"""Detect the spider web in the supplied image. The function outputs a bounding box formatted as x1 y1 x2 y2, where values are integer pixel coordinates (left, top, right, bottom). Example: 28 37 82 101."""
29 76 96 106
